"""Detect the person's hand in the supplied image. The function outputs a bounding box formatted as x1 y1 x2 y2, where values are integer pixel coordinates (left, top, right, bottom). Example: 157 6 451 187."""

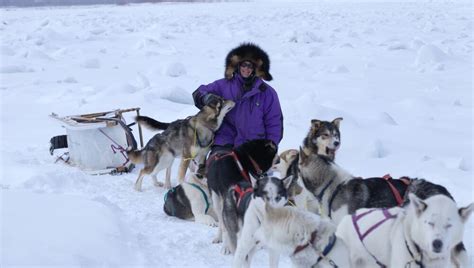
202 93 221 106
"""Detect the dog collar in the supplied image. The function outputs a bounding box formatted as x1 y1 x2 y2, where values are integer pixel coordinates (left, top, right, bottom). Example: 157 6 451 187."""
315 234 339 267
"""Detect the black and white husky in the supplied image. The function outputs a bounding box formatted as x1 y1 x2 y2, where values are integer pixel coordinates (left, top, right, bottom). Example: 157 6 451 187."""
163 163 217 227
206 139 278 252
223 174 293 256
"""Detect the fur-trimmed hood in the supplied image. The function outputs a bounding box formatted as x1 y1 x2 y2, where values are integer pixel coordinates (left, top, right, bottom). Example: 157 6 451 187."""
225 43 273 81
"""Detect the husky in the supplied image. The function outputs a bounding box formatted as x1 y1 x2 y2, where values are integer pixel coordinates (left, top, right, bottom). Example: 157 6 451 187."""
336 194 473 268
272 149 318 212
298 118 468 265
223 174 293 257
163 162 217 227
298 117 453 223
302 117 343 161
206 139 278 251
233 177 351 268
127 97 235 191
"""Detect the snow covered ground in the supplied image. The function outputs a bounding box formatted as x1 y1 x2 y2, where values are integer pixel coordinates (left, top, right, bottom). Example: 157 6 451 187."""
1 1 472 267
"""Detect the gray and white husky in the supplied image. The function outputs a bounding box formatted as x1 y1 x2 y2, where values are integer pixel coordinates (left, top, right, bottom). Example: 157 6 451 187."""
127 97 235 191
298 118 467 266
233 175 351 268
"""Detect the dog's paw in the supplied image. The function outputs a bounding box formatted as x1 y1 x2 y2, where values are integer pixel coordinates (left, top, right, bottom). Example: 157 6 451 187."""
134 184 142 192
163 182 171 190
196 215 218 227
154 181 164 187
221 245 232 255
212 236 222 244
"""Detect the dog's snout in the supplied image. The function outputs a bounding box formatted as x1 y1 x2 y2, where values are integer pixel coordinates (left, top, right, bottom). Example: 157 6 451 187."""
334 141 340 147
432 239 443 253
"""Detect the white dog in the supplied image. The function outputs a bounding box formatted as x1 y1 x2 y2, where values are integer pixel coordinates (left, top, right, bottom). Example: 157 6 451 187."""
233 180 350 268
336 194 473 268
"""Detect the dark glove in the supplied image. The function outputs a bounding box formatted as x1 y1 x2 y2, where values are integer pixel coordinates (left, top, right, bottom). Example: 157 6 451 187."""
202 93 221 106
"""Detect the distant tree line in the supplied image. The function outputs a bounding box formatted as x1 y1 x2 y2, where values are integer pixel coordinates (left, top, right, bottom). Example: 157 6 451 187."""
0 0 233 7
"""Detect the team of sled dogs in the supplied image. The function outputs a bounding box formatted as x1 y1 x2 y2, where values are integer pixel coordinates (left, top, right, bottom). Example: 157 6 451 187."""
126 96 473 267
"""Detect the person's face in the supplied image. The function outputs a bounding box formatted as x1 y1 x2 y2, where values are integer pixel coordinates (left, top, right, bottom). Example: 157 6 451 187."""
239 61 254 78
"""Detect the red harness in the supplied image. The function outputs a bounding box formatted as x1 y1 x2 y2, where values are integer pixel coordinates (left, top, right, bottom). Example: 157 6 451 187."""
293 230 318 255
382 174 411 206
207 150 263 182
234 183 254 209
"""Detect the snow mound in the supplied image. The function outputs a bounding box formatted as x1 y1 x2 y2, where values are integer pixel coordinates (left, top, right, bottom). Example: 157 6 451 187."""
81 58 101 69
26 49 54 61
414 44 447 66
459 157 471 171
1 191 143 266
370 139 390 158
160 86 194 105
378 112 398 126
0 65 35 73
330 65 349 73
165 62 187 77
1 45 16 56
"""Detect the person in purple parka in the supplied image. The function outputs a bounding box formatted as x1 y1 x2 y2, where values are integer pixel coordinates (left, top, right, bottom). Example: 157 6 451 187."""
192 43 283 173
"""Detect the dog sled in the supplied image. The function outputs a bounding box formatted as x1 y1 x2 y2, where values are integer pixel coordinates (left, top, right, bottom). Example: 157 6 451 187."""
49 108 144 175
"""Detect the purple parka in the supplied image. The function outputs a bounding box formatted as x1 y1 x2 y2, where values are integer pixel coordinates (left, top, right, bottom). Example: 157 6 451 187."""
193 74 283 148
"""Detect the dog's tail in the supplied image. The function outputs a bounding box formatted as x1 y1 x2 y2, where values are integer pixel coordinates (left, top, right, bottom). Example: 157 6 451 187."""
222 189 240 253
136 115 170 131
163 185 193 220
126 148 144 164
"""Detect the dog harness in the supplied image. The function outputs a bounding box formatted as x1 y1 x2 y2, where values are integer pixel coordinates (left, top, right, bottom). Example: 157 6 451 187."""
382 174 411 206
352 208 398 267
293 230 318 255
404 238 425 267
207 151 263 182
188 182 210 214
233 182 254 214
315 234 339 268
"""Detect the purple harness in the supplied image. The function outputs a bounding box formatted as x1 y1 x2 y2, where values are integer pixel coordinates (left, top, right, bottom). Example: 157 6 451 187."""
352 208 397 267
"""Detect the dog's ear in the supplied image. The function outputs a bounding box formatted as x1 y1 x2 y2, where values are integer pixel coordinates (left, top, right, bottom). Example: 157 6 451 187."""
459 203 474 223
299 147 308 163
332 117 343 129
282 175 294 190
409 193 427 217
310 119 322 132
249 173 259 188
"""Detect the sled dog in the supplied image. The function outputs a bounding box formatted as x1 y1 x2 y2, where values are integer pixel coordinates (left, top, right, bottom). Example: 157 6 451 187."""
298 117 453 224
206 139 278 251
272 149 318 212
233 176 351 268
298 118 467 266
222 173 293 256
127 97 234 191
302 117 342 161
336 194 473 268
163 162 217 226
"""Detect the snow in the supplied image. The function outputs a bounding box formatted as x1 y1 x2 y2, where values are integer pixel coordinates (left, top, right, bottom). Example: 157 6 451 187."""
0 1 472 267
